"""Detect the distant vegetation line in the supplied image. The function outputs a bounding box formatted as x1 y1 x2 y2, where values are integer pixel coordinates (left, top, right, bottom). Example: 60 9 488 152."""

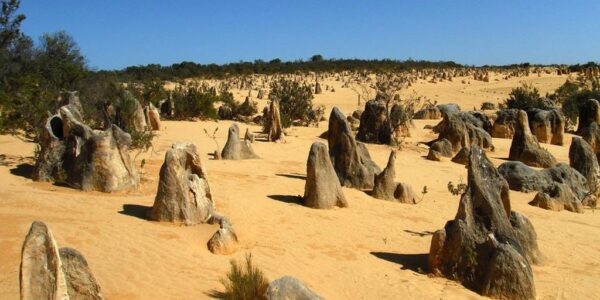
100 57 597 82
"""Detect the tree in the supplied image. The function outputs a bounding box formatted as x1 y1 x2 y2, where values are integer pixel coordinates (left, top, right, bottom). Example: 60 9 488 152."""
310 54 323 62
36 31 86 92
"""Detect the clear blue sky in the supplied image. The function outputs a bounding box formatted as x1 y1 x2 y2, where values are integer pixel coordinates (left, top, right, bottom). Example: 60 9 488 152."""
18 0 600 70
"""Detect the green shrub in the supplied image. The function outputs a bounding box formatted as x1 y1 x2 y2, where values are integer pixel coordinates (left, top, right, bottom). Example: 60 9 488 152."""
171 83 222 120
503 83 553 111
549 76 600 128
210 253 269 300
268 78 323 128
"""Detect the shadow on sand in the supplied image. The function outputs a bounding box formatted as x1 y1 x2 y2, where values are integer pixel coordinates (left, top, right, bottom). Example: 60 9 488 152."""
119 204 152 220
275 173 306 180
9 163 34 179
370 252 429 273
267 194 303 205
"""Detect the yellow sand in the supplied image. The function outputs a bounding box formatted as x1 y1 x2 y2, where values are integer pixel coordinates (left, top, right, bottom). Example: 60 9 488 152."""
1 73 599 300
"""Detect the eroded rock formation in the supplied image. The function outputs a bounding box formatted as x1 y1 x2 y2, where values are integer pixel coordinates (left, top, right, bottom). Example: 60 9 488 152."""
356 99 391 144
372 151 420 204
429 145 539 300
508 110 557 168
328 107 381 190
148 143 214 224
20 221 102 300
527 108 564 145
266 276 322 300
303 142 348 209
498 161 587 213
221 124 259 160
33 106 140 192
264 99 285 142
207 214 239 255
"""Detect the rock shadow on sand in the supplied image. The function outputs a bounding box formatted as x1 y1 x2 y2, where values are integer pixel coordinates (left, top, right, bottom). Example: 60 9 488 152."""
267 194 303 205
370 252 429 273
119 204 152 220
9 163 34 179
275 173 306 180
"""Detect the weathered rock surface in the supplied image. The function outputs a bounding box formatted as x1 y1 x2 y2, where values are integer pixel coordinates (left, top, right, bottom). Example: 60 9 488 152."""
33 106 140 192
221 124 259 160
481 102 496 110
304 142 348 209
527 108 564 145
145 103 161 130
207 215 239 255
569 137 600 191
430 112 494 152
509 110 557 168
437 103 461 116
498 161 587 213
580 120 600 162
491 109 519 138
356 99 391 144
32 114 67 182
428 145 539 300
20 221 69 300
20 221 102 300
427 139 453 161
451 147 470 165
576 99 600 134
373 151 420 204
266 276 322 300
414 106 442 119
148 143 214 224
328 107 381 190
498 161 587 196
264 99 285 142
59 247 103 300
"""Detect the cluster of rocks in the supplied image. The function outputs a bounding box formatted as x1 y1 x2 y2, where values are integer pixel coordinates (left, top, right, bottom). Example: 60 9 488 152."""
20 221 103 300
429 145 540 300
492 108 565 146
499 135 598 213
424 106 494 163
302 107 420 209
33 93 140 193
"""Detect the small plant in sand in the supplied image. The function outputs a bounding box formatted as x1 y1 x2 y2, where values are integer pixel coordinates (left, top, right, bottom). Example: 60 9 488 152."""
447 178 467 196
204 127 220 151
421 186 428 202
210 253 269 300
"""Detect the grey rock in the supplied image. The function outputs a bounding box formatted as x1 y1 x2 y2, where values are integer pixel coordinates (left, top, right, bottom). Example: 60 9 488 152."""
508 110 557 168
304 142 348 209
266 276 322 300
59 247 103 300
221 124 259 160
328 107 381 190
429 145 538 299
356 99 391 145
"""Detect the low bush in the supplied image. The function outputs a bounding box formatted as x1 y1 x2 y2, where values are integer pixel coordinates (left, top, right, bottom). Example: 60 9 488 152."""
210 253 269 300
268 78 323 128
503 83 553 111
171 83 230 120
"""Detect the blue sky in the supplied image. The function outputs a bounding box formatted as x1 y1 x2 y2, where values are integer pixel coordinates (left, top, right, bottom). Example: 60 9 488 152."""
18 1 600 70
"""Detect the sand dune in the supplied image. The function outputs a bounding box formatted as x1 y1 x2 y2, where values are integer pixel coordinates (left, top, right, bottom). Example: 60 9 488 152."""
1 73 599 299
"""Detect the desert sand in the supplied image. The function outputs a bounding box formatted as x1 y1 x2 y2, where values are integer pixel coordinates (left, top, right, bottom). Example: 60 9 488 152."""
1 73 599 299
